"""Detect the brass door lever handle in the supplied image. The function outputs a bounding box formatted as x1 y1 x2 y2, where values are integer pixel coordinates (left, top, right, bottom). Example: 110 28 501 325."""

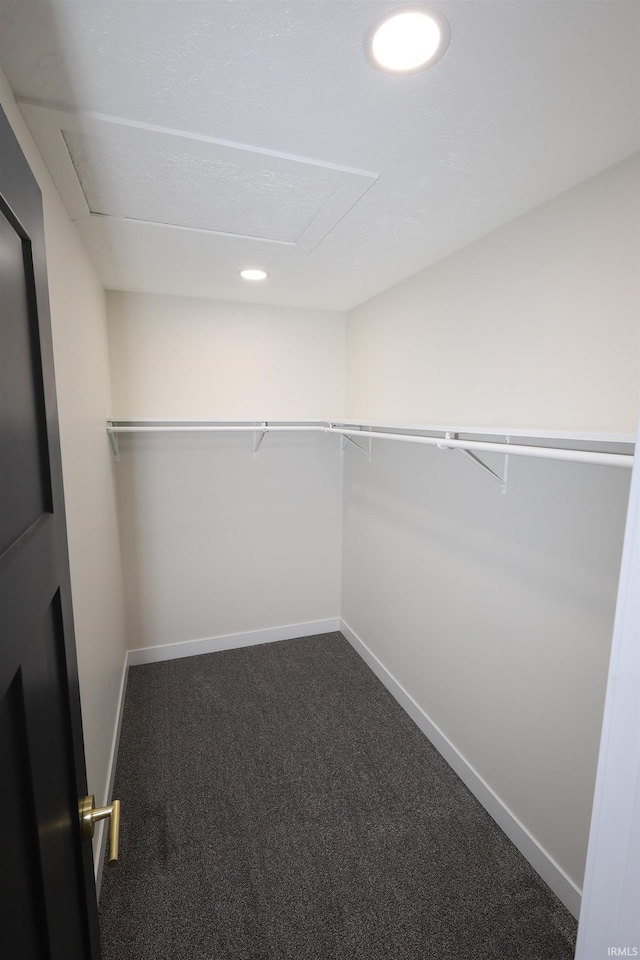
80 795 121 866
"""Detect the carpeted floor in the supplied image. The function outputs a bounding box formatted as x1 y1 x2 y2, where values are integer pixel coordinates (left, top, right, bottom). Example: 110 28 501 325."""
99 633 577 960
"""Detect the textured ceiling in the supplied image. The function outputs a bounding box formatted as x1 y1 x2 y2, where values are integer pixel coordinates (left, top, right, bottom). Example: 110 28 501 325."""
62 130 341 241
0 0 638 310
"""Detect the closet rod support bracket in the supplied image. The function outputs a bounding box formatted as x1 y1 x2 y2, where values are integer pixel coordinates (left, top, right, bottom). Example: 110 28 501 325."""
438 432 507 492
253 424 267 457
107 423 120 461
337 428 372 460
501 438 510 495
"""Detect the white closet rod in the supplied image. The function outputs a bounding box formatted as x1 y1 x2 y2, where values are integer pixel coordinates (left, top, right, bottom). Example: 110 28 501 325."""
110 426 319 432
325 428 632 468
107 422 634 468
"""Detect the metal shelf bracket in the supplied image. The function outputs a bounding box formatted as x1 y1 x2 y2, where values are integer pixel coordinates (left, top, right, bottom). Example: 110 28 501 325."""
106 422 120 462
253 423 267 457
438 432 508 493
336 425 371 460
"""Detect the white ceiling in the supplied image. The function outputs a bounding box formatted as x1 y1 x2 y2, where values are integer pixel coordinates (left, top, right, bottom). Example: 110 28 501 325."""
0 1 638 311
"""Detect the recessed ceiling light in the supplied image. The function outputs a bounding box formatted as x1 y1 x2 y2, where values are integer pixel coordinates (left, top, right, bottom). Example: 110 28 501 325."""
365 5 450 74
239 268 268 281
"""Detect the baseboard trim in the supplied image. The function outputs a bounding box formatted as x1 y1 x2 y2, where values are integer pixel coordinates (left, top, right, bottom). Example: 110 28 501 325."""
95 651 129 898
127 618 342 667
340 618 582 919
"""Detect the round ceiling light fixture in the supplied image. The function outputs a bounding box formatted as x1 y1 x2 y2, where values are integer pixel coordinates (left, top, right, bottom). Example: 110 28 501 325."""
239 268 268 281
365 4 450 74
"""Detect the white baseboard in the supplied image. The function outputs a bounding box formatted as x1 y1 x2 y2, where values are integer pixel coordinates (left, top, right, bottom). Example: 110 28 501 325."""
95 651 129 898
340 619 582 919
127 618 342 667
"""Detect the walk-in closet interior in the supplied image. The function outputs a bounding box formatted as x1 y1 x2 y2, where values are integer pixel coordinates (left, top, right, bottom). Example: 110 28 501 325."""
0 2 638 958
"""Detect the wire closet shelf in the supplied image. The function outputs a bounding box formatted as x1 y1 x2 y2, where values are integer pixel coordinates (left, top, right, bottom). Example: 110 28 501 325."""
106 419 635 471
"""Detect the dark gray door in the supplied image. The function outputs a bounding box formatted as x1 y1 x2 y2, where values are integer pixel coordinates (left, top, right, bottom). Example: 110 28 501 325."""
0 106 101 958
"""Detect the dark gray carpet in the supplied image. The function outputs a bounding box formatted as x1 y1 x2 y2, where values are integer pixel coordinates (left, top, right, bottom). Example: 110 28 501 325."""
99 633 577 960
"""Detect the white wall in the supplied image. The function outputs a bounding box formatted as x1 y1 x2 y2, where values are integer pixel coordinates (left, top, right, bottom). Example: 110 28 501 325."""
342 158 638 906
107 292 346 649
115 431 343 649
346 154 639 434
0 70 128 823
341 441 630 897
107 291 346 419
576 423 640 958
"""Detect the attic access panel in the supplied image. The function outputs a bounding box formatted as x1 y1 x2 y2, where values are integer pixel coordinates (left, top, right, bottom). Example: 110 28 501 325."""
19 100 378 254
